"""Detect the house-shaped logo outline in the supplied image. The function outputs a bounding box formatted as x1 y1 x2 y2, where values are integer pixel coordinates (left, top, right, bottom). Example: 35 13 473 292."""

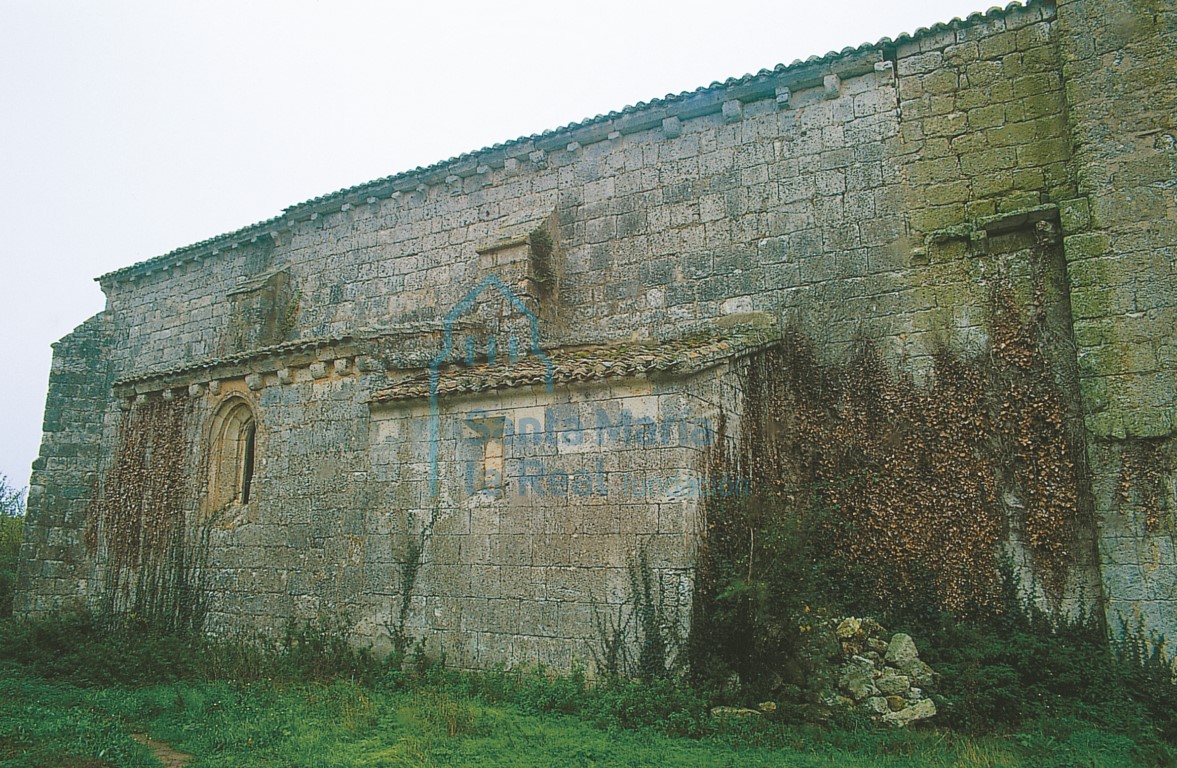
428 274 555 496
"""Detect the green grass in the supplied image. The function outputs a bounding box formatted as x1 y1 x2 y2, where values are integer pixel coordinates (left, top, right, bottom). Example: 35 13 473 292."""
0 664 1164 768
0 612 1170 767
0 668 160 767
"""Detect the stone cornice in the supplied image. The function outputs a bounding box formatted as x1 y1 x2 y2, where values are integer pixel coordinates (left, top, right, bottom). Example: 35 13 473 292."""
110 323 476 399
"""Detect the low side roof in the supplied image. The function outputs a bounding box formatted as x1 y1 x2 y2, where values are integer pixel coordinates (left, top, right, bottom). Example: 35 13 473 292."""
370 325 779 403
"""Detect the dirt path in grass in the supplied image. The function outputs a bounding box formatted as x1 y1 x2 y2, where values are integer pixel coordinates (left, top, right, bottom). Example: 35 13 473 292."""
131 733 194 768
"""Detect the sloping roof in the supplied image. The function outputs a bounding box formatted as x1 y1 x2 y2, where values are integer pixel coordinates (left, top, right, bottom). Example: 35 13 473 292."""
370 325 778 403
97 1 1052 287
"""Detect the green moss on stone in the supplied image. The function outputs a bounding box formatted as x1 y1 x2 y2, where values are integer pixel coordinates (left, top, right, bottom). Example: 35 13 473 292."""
1064 232 1110 260
1070 288 1113 321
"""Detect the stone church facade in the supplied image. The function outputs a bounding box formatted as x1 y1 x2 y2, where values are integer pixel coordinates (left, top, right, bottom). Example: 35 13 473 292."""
16 0 1177 669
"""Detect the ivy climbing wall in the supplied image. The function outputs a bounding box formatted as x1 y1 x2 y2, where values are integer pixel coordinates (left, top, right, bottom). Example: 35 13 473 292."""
700 224 1101 626
87 395 206 632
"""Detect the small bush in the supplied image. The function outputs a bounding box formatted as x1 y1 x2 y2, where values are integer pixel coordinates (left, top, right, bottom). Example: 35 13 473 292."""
466 665 589 716
0 515 22 619
896 601 1119 733
0 610 389 688
451 665 710 737
0 477 25 620
688 486 838 704
580 676 711 737
275 615 378 684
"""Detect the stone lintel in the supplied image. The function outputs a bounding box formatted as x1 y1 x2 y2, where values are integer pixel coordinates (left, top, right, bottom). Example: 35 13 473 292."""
923 204 1060 247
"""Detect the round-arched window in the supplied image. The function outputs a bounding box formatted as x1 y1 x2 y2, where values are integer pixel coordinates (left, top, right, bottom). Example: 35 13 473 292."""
208 399 258 512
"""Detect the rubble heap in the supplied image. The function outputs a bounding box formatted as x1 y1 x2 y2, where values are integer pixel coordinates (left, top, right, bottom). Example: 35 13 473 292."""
830 617 939 727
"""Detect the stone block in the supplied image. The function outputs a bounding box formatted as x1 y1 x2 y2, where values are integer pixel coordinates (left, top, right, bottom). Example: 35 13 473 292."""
898 51 943 77
1064 232 1110 260
1058 197 1091 234
908 203 966 234
823 74 841 100
923 69 959 95
722 100 743 123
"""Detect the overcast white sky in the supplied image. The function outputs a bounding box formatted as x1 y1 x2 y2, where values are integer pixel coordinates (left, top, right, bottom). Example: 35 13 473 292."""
0 0 990 488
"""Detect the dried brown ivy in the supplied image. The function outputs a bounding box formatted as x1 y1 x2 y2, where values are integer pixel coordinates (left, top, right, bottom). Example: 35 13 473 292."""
702 283 1086 616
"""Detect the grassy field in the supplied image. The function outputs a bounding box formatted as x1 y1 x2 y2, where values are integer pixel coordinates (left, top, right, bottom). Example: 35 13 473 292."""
0 597 1171 768
0 662 1162 768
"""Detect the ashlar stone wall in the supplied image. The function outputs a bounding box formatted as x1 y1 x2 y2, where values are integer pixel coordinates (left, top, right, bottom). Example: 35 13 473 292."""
364 369 730 670
16 0 1177 666
1054 0 1177 640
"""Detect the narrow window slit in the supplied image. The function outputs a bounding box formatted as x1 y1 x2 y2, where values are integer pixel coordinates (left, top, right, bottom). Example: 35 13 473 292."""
241 421 256 504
